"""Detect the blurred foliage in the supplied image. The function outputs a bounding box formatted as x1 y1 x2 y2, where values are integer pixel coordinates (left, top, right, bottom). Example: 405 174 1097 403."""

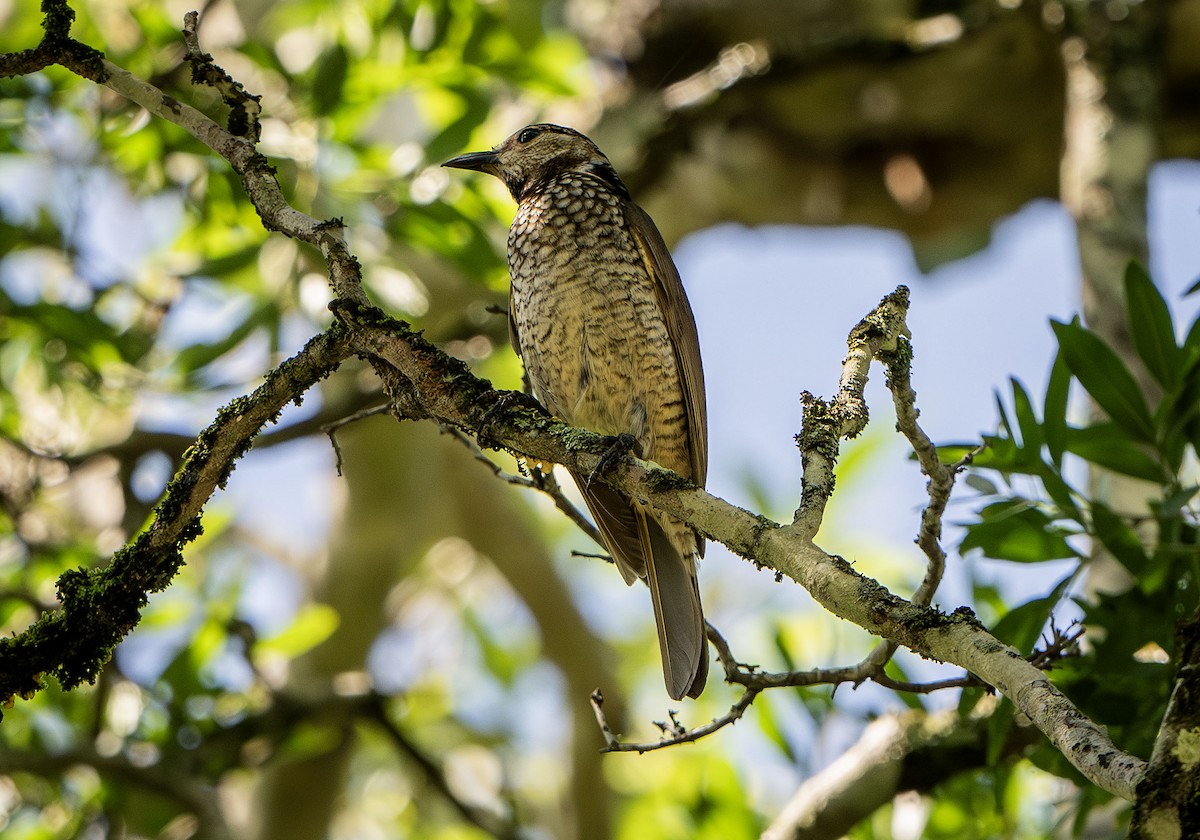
0 0 1191 839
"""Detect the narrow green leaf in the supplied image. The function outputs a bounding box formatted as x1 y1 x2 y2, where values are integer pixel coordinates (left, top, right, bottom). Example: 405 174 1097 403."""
1044 347 1071 466
994 388 1015 442
882 659 925 710
312 43 349 116
990 575 1074 653
258 604 339 657
1038 466 1081 523
1156 485 1200 519
964 473 999 496
754 694 799 762
986 697 1016 767
1090 502 1149 580
1011 378 1043 452
1051 320 1155 442
1124 261 1181 390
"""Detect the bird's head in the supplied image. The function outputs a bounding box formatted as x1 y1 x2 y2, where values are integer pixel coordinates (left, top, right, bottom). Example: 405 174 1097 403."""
442 124 628 202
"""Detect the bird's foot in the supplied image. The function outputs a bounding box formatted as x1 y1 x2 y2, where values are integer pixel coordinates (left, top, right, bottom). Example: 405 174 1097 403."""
475 390 548 449
586 433 642 488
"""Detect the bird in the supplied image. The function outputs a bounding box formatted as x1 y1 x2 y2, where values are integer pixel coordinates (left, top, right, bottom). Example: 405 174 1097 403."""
443 124 709 700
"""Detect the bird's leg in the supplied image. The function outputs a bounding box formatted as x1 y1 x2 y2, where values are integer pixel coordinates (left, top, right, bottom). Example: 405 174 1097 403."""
586 432 642 488
474 389 548 449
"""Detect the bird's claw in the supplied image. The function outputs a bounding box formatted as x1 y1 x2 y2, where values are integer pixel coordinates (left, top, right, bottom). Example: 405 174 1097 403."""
586 433 642 488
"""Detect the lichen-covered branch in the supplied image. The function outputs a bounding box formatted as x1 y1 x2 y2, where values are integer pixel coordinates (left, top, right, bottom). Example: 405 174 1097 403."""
792 288 911 537
0 328 354 704
334 295 1148 800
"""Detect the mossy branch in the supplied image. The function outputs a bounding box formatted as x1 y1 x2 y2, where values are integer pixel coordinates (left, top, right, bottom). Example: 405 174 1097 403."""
0 328 354 704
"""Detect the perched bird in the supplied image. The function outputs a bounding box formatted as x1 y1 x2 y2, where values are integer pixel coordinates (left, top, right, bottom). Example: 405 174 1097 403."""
443 124 709 700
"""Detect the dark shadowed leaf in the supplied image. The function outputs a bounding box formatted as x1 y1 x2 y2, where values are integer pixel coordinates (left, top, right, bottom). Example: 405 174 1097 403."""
1124 262 1181 391
1065 424 1164 483
1044 347 1071 466
1051 320 1155 442
312 43 349 116
961 500 1080 563
1090 502 1150 581
1011 378 1043 452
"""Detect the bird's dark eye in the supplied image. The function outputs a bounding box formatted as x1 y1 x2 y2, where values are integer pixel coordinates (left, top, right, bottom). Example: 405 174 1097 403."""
516 127 541 144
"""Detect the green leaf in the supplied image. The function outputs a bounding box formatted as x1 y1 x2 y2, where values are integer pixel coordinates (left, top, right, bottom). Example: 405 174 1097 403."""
1037 466 1081 524
1051 320 1155 442
755 693 799 762
990 575 1073 653
1044 346 1071 466
960 500 1080 563
1011 378 1043 452
986 697 1015 767
1155 485 1200 519
312 43 349 116
882 659 925 710
1065 424 1164 483
1124 261 1181 391
994 388 1015 442
258 604 339 657
1090 502 1150 581
174 301 277 377
964 473 999 496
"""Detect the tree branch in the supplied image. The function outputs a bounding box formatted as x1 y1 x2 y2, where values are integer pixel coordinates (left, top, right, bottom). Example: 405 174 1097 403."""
333 294 1148 800
0 745 232 840
0 328 354 704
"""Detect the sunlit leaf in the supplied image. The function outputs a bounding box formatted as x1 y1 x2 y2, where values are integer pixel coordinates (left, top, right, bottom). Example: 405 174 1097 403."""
257 604 340 657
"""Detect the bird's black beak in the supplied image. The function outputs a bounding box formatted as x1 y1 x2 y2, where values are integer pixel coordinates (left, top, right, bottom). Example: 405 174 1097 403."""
442 150 500 172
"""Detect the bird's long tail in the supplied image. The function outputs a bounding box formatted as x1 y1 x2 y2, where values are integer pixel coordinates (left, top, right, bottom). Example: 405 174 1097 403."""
637 508 708 700
570 472 708 699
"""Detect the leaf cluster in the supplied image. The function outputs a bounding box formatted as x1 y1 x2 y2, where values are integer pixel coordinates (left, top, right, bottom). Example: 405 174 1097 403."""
954 262 1200 827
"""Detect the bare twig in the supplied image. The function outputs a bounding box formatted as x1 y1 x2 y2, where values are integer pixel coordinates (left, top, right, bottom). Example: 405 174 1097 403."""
181 10 262 142
440 425 606 549
364 698 520 839
590 686 761 753
322 404 391 475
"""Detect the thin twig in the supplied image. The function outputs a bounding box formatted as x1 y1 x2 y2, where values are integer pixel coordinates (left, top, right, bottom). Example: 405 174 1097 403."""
440 425 606 549
365 697 520 839
322 404 391 475
590 686 761 753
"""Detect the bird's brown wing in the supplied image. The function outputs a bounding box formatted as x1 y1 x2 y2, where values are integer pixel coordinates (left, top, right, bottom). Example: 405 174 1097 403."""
623 202 708 535
623 200 709 700
507 288 523 359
